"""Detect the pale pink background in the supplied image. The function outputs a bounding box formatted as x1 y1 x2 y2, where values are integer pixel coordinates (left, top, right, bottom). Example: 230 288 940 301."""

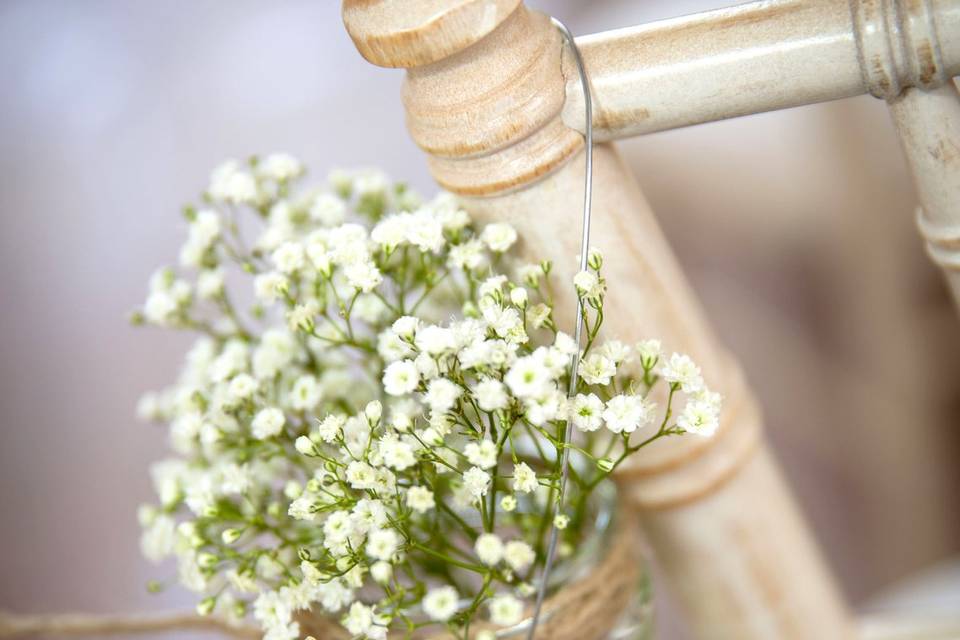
1 1 958 638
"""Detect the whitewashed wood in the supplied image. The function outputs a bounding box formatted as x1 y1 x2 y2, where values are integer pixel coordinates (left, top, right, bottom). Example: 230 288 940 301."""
561 0 960 140
342 2 854 638
889 82 960 307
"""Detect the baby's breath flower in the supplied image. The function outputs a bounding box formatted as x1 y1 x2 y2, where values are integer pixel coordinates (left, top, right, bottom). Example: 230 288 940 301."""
366 528 400 561
138 157 719 638
423 586 459 622
480 222 518 253
512 462 538 493
251 407 285 439
570 393 604 432
504 540 535 572
660 352 704 393
488 594 523 626
474 533 504 566
603 394 654 434
464 439 498 470
463 466 491 499
406 486 435 514
473 378 509 412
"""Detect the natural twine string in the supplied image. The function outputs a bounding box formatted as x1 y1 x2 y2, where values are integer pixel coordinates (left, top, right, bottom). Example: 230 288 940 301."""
0 610 259 638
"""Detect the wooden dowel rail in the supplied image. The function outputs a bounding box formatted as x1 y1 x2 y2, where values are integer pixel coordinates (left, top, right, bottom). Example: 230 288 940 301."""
563 0 960 140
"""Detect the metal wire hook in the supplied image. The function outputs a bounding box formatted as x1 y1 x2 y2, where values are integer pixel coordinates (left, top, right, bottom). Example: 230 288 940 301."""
525 16 594 640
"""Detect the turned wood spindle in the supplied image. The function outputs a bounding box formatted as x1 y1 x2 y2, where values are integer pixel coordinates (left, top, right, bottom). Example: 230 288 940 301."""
342 2 853 638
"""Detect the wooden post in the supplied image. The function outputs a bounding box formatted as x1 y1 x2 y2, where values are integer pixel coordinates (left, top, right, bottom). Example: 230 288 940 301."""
889 85 960 306
342 2 853 638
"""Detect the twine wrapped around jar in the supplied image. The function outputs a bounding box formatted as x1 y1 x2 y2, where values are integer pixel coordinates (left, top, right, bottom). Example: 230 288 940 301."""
297 505 643 640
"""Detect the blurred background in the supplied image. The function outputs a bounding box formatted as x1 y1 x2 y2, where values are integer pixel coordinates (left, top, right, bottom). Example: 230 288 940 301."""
1 1 958 638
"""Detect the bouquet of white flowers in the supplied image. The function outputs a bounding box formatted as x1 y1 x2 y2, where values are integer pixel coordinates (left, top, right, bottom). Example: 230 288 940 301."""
135 154 720 640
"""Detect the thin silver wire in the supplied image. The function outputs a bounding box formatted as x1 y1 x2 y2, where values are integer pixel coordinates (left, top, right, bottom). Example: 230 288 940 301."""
525 17 593 640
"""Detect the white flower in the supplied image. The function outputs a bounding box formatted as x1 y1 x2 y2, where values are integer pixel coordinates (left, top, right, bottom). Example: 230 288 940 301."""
310 193 347 226
227 373 257 403
500 495 517 512
344 260 383 292
512 462 537 493
140 514 176 562
342 602 379 637
636 339 661 364
603 394 654 434
488 594 523 626
144 290 178 325
381 438 417 471
463 466 491 499
406 486 435 514
366 528 400 562
554 332 579 356
448 240 486 270
254 272 288 303
573 270 604 299
406 208 445 252
371 214 408 249
579 353 616 386
660 352 704 392
392 316 419 339
554 514 570 529
464 439 498 470
415 325 456 356
423 586 459 622
370 561 392 585
570 393 604 432
474 533 504 566
251 407 285 439
258 153 303 182
271 242 306 275
505 357 549 399
316 414 345 442
480 222 517 252
383 360 420 396
290 374 321 410
378 330 413 362
504 540 535 571
677 396 720 437
509 287 528 307
474 378 508 411
600 340 631 364
424 378 461 413
209 160 257 204
345 461 377 490
196 269 225 299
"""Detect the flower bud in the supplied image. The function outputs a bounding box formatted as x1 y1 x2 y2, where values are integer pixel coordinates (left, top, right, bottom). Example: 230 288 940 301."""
597 458 615 473
196 597 216 617
197 552 219 569
305 478 322 494
364 400 383 425
284 480 302 499
509 287 528 307
295 435 318 457
221 528 242 545
370 560 392 584
587 246 603 270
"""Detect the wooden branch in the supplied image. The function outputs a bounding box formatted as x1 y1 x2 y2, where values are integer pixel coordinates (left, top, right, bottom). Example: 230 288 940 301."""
561 0 960 140
0 610 259 638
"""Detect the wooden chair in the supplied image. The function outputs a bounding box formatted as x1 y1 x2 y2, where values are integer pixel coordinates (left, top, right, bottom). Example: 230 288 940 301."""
341 1 960 638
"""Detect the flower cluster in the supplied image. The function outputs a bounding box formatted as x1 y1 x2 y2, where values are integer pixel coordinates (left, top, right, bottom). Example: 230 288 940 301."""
135 155 720 640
